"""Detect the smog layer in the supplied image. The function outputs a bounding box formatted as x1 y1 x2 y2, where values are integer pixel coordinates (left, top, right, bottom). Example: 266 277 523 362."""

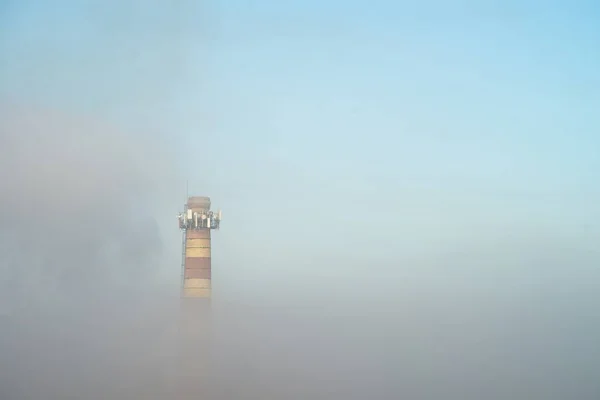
0 104 181 399
2 2 600 400
1 105 599 400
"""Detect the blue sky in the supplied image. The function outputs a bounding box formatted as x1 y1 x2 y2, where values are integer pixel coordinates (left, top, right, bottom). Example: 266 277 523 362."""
1 1 600 303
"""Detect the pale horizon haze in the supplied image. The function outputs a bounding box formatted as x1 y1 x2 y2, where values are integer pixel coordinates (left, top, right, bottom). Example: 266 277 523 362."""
1 1 600 399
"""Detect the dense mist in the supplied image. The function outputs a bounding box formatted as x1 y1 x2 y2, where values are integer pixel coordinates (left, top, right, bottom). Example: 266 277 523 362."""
3 1 600 400
2 104 600 400
0 103 182 398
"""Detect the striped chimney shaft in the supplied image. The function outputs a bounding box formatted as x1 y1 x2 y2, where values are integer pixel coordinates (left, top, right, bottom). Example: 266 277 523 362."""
178 196 221 299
